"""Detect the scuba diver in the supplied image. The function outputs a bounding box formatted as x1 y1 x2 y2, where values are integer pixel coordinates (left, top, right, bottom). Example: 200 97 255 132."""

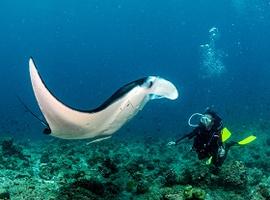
168 108 256 174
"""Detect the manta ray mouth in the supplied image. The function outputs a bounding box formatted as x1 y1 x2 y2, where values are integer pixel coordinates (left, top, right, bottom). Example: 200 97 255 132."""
29 58 179 140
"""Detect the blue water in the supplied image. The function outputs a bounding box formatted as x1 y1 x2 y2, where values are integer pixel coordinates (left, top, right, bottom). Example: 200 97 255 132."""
0 0 269 140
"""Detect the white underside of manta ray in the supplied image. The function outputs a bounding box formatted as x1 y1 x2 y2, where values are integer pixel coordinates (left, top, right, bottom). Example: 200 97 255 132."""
29 58 179 140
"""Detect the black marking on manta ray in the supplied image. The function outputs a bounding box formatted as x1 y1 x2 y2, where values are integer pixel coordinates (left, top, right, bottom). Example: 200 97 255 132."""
31 58 147 114
43 127 51 135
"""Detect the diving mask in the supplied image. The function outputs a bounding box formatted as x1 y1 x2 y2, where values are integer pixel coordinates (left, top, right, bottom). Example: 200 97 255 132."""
200 114 213 128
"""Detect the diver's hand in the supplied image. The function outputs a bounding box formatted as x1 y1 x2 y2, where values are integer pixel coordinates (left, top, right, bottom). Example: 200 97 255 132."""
167 141 176 146
218 146 226 157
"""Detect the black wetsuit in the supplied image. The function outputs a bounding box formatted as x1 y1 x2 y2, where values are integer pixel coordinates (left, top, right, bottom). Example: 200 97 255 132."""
176 111 226 168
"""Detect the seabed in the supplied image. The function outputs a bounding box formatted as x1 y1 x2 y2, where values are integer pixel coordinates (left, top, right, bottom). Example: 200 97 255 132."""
0 129 269 200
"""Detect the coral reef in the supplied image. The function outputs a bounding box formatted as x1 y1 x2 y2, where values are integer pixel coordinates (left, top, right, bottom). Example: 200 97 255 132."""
217 161 247 189
0 134 269 199
0 189 10 200
183 185 206 200
2 138 27 160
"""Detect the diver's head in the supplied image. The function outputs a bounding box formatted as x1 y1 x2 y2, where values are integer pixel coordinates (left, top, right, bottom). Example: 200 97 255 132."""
188 109 217 129
200 114 214 129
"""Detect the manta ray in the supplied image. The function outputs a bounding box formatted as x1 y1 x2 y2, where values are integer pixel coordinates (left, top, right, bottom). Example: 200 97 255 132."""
29 58 179 141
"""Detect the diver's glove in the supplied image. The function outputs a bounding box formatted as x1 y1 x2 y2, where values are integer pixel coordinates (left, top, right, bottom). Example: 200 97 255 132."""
167 141 176 146
218 146 226 157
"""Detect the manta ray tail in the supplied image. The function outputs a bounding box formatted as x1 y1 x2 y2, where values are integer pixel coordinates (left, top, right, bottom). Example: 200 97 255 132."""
17 95 51 134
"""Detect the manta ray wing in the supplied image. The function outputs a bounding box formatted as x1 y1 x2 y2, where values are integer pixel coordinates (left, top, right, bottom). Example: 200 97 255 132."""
29 58 101 139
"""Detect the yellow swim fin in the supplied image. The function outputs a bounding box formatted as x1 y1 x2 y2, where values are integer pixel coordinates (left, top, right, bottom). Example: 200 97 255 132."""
222 127 232 142
238 135 257 145
206 156 212 165
204 129 255 166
